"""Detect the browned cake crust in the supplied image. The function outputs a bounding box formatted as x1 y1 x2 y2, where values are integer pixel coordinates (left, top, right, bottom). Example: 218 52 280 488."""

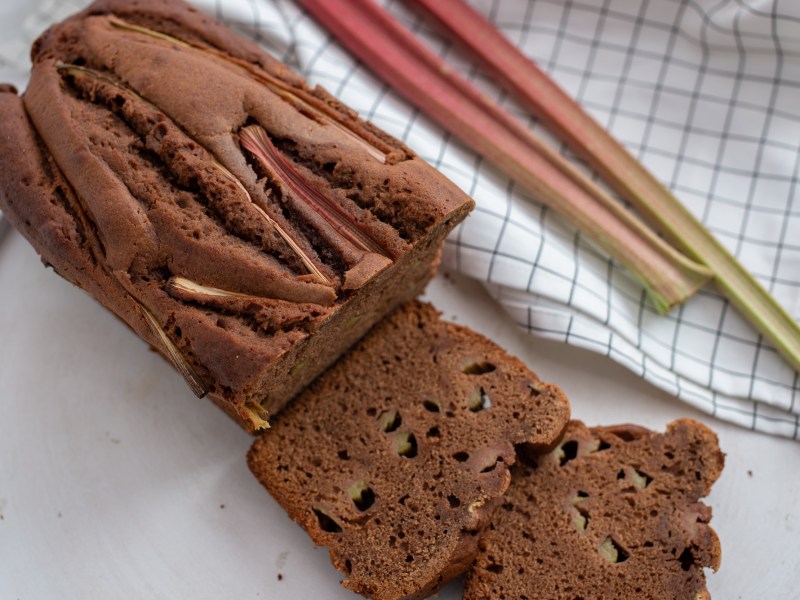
0 0 473 431
248 301 571 600
464 419 724 600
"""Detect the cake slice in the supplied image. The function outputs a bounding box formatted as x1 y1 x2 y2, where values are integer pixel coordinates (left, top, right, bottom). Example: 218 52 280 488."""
247 301 571 600
0 0 473 431
464 419 724 600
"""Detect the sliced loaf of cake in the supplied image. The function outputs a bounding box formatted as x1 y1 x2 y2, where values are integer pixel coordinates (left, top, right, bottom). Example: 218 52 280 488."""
464 419 724 600
0 0 473 431
247 301 570 600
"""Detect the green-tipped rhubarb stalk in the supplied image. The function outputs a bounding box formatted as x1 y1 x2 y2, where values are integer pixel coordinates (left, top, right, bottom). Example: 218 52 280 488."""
239 124 388 257
295 0 712 315
409 0 800 372
107 16 388 163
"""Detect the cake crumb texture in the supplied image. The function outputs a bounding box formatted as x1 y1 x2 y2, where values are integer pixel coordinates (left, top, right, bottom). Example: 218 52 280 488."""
464 419 724 600
248 301 570 600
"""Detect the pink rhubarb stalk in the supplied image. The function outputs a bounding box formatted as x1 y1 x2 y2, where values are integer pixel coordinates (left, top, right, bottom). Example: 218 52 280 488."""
295 0 711 315
239 124 388 257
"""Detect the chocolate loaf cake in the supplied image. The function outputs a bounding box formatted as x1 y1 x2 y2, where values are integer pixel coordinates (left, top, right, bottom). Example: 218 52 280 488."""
248 301 571 600
0 0 473 430
464 419 724 600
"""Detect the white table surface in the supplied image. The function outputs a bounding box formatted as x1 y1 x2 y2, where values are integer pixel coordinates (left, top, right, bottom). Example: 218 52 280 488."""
1 230 799 599
1 4 799 599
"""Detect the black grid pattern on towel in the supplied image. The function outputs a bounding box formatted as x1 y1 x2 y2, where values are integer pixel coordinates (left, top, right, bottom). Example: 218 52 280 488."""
3 0 799 438
280 0 800 438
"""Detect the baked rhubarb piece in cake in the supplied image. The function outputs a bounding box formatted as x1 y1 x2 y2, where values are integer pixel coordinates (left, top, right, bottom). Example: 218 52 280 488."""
464 419 724 600
248 301 571 600
0 0 473 430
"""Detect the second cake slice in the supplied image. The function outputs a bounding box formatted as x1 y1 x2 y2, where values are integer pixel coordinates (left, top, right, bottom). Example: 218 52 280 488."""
464 419 724 600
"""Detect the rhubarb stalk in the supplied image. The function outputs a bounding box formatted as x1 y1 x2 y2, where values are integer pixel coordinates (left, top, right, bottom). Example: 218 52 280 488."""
239 124 388 257
211 161 329 284
167 275 270 300
409 0 800 372
295 0 711 315
138 301 207 398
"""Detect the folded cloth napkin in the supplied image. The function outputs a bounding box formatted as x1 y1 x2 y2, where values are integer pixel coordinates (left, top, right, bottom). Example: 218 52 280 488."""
2 0 799 438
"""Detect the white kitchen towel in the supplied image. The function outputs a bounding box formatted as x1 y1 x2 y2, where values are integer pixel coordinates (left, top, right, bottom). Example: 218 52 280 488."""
2 0 799 438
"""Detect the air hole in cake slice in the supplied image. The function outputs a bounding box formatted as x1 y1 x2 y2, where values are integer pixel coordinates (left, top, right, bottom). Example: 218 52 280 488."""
486 563 504 574
453 451 470 462
462 360 497 375
426 426 441 441
422 398 441 412
348 481 376 511
313 507 342 534
678 547 695 571
614 430 641 442
558 440 579 466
